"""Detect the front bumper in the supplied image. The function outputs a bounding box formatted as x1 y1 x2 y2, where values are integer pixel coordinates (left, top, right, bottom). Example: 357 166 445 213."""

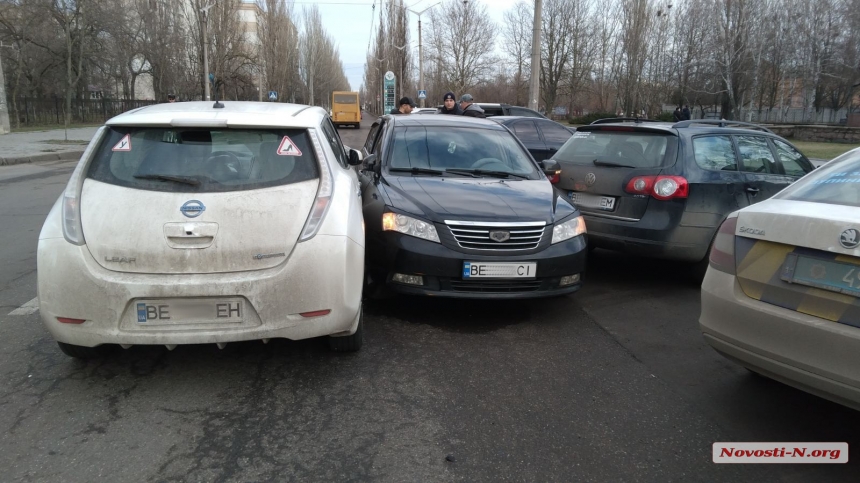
367 232 587 299
700 267 860 411
37 234 364 347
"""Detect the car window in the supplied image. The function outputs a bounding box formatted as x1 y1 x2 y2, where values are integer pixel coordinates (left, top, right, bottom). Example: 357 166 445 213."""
511 121 542 143
554 130 677 168
364 123 380 152
772 139 813 177
776 150 860 207
538 121 573 144
87 127 318 193
386 126 539 178
509 107 541 118
479 105 505 117
693 135 738 171
737 136 778 174
321 118 349 168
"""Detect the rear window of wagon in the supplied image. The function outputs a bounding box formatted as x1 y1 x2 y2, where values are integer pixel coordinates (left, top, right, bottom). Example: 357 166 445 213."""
86 127 319 193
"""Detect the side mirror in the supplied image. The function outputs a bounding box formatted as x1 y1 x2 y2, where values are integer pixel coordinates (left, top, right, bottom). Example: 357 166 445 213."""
541 159 561 184
362 154 379 173
348 148 363 166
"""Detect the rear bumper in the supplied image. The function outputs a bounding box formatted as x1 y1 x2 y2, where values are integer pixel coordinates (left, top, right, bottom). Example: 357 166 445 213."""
37 234 364 347
700 268 860 410
368 232 587 299
584 207 718 262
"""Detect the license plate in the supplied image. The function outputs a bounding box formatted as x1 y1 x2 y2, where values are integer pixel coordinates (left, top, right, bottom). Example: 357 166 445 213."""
463 262 537 279
781 254 860 297
569 191 615 211
135 298 244 324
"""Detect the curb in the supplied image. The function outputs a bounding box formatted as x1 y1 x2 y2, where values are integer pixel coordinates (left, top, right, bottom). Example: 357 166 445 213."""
0 150 84 167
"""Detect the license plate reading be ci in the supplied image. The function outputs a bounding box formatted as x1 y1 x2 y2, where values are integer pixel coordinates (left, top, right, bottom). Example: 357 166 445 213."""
463 262 537 279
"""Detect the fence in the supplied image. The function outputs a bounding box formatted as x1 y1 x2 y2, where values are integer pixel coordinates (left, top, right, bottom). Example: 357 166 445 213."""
661 104 854 125
9 97 159 127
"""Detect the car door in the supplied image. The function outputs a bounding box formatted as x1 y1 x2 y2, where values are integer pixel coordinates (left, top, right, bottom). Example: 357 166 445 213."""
536 119 574 158
509 120 549 161
735 135 792 204
771 138 815 179
691 134 750 213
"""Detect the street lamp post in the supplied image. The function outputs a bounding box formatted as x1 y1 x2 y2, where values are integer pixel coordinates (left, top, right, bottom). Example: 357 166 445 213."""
392 42 410 99
200 2 215 101
406 2 440 108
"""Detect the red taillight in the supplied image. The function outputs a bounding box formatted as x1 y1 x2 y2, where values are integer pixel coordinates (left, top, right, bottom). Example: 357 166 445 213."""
548 170 561 184
57 317 86 324
624 175 688 200
300 309 331 318
709 217 738 275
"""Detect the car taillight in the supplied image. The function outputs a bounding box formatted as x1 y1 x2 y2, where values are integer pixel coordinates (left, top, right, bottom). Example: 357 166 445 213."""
300 128 335 242
61 126 107 246
624 175 688 200
548 170 561 184
709 216 737 275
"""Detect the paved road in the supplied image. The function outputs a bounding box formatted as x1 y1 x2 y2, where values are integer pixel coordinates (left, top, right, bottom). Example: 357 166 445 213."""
0 116 858 482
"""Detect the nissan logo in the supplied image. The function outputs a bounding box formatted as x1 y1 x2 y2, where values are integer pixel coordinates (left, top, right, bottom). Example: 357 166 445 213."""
840 228 859 249
585 173 596 186
180 200 206 218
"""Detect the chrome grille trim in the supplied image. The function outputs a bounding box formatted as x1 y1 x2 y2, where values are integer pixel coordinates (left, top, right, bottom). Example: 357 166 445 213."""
446 221 546 251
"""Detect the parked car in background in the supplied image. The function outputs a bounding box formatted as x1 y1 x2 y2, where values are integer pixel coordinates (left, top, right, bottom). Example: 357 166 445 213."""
553 118 816 279
700 146 860 410
37 102 367 358
412 107 439 114
476 103 548 119
491 116 575 184
358 114 587 299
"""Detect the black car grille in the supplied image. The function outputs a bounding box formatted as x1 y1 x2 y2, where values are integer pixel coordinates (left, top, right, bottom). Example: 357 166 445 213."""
446 223 545 251
447 280 544 293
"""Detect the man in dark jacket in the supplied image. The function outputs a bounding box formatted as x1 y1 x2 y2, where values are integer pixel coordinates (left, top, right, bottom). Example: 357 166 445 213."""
682 104 691 120
673 107 682 122
459 94 485 118
439 92 462 115
391 97 415 115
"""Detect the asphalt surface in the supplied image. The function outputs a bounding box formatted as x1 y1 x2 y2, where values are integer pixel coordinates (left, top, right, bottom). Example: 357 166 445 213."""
0 115 858 482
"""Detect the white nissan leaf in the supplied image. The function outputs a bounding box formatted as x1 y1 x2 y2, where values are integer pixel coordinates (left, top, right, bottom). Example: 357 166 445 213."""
37 102 366 358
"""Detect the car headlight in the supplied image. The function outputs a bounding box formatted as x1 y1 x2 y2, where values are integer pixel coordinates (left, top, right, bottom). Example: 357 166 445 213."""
382 212 440 243
552 215 586 244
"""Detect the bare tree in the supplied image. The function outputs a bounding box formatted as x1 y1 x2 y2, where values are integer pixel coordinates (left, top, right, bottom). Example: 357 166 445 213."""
502 1 531 106
426 0 497 94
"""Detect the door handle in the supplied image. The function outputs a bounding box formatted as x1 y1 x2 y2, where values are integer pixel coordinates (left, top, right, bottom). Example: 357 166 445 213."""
548 147 558 151
745 186 760 194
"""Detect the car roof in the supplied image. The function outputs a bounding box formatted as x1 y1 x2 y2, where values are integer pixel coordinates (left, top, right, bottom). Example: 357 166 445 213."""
580 118 777 136
385 114 507 130
489 116 552 122
105 101 327 129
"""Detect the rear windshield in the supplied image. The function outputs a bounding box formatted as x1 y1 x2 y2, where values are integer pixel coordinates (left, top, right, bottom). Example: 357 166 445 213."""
387 126 539 178
333 94 357 104
776 149 860 207
87 127 318 193
553 130 677 168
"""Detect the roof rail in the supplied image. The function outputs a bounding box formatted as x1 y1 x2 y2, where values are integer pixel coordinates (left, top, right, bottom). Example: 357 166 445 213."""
590 117 664 125
671 119 773 133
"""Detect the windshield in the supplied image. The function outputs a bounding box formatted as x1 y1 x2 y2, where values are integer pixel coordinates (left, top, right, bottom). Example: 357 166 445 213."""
386 126 539 178
87 127 318 193
554 130 677 168
775 148 860 207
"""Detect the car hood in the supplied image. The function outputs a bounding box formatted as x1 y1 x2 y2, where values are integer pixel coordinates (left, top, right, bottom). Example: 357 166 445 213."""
382 176 568 223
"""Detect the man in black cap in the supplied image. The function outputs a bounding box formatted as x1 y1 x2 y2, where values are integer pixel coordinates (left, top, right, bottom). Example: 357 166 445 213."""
439 91 462 115
459 94 485 118
391 97 416 115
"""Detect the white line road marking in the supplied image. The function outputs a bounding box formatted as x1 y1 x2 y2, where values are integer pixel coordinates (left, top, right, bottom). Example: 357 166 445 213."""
9 297 39 316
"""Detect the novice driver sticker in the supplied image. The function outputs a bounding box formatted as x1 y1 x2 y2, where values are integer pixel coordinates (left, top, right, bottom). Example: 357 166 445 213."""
276 136 302 156
112 134 131 152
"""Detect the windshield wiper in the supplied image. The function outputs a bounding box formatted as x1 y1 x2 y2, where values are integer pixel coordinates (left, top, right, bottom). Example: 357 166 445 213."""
133 174 201 186
389 167 445 176
593 159 636 169
445 168 530 179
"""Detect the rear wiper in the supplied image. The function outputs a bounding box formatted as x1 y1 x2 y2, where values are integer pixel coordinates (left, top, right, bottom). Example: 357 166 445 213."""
133 174 201 186
593 159 636 168
389 167 445 176
445 168 530 179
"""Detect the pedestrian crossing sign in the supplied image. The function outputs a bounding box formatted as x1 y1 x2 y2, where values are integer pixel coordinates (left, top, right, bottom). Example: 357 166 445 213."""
418 90 427 99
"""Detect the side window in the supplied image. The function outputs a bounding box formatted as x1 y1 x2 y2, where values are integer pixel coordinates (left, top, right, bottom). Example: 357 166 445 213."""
364 123 380 152
321 118 349 168
737 136 778 174
772 139 813 177
511 121 542 143
692 135 738 171
537 121 573 144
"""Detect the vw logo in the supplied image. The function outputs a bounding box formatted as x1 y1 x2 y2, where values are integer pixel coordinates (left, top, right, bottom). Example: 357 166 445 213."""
489 230 511 243
585 173 596 186
180 200 206 218
840 228 860 249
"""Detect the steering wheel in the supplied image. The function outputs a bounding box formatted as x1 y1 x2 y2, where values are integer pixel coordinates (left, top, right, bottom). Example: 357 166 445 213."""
206 150 243 180
471 158 507 170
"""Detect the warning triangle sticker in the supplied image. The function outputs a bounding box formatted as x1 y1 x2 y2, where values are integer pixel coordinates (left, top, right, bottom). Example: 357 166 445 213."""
276 136 302 156
112 134 131 152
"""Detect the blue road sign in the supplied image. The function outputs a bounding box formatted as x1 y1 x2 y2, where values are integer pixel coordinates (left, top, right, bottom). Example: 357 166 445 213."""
268 91 278 101
418 90 427 99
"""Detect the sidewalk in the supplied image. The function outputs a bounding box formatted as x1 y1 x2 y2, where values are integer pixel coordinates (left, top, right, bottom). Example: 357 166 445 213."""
0 127 99 166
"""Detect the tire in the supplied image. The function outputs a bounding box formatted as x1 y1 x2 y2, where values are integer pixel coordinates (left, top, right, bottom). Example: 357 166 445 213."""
57 341 111 360
328 307 364 352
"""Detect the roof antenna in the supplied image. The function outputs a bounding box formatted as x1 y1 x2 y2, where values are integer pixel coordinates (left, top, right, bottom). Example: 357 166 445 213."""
211 73 224 109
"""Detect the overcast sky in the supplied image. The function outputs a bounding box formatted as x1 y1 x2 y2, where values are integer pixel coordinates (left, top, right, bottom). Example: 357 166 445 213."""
303 0 520 92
